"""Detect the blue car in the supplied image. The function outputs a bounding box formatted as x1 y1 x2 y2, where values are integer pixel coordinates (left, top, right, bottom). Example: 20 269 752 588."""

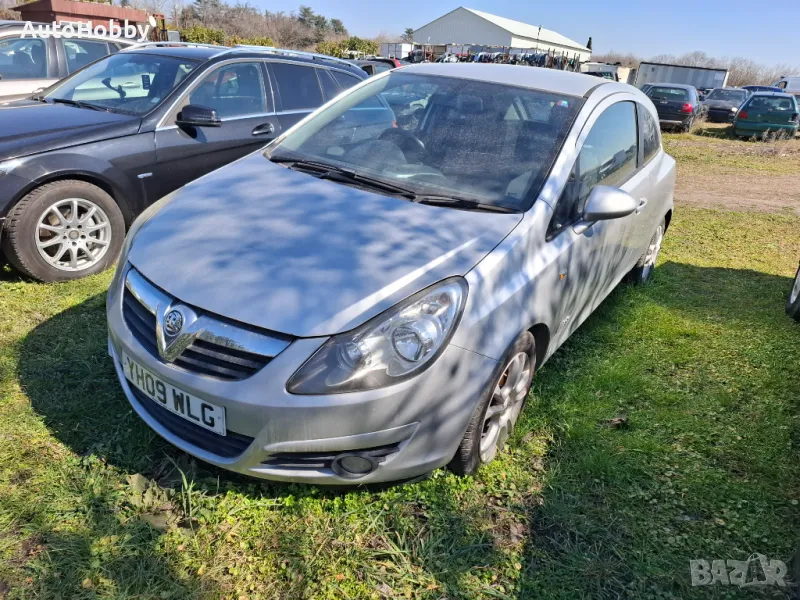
743 85 783 94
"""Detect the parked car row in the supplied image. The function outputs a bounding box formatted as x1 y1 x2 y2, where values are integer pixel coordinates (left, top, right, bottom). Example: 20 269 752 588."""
643 82 799 136
3 47 677 484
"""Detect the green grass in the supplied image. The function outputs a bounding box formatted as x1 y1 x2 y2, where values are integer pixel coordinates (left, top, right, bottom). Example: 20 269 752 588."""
1 208 799 599
662 125 800 175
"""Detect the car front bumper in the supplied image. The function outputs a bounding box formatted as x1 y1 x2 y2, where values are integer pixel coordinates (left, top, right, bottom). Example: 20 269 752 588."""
107 269 499 485
706 108 737 122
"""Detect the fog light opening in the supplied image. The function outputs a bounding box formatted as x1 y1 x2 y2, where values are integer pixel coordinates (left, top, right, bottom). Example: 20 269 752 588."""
332 453 378 478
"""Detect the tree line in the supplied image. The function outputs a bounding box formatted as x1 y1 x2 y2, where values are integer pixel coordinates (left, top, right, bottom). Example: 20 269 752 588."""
591 50 798 87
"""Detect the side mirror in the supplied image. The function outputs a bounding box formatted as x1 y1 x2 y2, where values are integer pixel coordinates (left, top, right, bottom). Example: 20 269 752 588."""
583 185 638 222
176 104 222 128
572 185 637 234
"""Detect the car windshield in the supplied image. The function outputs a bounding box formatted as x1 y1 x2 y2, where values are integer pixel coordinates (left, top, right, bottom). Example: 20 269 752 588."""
44 52 198 115
648 87 688 100
706 89 747 103
267 72 583 211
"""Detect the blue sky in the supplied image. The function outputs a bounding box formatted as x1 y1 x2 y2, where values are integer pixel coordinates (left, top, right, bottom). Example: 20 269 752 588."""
257 0 797 66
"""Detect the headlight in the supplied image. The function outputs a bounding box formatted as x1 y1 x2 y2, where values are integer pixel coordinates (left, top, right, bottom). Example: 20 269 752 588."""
731 107 737 112
287 278 468 394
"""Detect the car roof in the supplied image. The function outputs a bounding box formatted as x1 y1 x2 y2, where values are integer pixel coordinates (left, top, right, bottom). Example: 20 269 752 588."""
750 91 795 98
127 46 224 61
124 46 365 75
395 63 619 97
647 83 696 90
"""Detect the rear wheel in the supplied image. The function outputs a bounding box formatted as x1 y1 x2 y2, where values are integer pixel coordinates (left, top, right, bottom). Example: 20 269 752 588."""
1 180 125 282
627 218 665 285
449 332 535 475
787 265 800 322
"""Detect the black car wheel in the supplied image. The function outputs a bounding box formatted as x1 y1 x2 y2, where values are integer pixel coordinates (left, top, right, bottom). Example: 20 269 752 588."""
449 332 535 475
787 265 800 322
1 180 125 282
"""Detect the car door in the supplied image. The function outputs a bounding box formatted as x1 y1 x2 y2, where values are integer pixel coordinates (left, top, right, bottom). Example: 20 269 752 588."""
634 103 668 256
546 99 644 346
0 34 57 101
268 61 326 131
150 59 280 200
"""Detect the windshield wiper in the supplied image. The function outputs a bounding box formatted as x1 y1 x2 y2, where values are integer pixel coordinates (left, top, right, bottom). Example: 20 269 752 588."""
51 98 112 112
271 156 517 213
271 157 418 199
415 195 518 214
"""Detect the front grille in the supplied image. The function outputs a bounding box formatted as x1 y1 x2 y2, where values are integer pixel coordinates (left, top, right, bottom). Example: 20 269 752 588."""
130 385 254 458
261 444 401 470
122 287 274 381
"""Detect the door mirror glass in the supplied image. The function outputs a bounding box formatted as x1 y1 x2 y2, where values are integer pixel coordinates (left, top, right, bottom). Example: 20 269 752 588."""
176 104 222 128
582 185 637 222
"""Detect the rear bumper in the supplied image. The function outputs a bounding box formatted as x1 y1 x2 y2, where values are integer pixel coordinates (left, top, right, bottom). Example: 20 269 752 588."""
734 121 798 136
706 109 736 122
659 117 692 128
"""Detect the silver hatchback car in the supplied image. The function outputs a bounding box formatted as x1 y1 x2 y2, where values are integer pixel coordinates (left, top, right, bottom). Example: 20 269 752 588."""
107 64 675 484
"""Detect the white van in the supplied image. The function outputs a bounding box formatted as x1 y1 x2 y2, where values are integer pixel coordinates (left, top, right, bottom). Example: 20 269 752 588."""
0 21 136 102
771 76 800 98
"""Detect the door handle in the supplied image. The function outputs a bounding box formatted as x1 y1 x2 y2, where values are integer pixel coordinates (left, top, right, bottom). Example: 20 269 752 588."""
252 123 275 136
636 198 648 214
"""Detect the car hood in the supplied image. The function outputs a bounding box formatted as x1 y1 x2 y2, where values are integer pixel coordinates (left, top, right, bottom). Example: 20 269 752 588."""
0 101 139 162
128 153 522 338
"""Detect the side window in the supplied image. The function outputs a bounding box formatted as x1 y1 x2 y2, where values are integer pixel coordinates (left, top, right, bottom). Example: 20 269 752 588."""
549 101 639 235
317 68 340 102
0 37 47 80
65 39 110 74
330 70 383 108
330 70 361 91
188 62 267 119
272 62 322 111
641 107 660 163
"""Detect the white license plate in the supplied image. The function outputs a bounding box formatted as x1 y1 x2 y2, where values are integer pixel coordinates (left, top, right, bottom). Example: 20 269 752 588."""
122 352 226 436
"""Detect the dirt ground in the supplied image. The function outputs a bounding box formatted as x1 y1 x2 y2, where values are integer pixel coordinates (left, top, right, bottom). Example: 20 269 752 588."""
665 125 800 216
675 171 800 215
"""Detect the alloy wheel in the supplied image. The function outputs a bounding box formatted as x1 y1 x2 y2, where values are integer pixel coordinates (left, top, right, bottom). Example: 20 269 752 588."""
479 351 532 463
35 198 112 272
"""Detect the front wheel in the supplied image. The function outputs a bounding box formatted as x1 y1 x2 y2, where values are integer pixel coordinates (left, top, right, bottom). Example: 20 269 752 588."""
449 332 535 475
1 180 125 282
627 218 665 285
787 265 800 322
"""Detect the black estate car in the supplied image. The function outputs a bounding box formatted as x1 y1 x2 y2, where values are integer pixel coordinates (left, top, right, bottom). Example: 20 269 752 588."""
0 43 367 282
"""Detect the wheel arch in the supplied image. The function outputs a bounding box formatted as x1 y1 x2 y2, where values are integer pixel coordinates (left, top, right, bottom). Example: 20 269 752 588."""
664 208 673 232
9 171 134 227
528 322 550 372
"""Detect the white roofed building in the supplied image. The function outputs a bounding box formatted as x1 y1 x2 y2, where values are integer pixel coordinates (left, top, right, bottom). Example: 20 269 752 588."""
412 7 591 61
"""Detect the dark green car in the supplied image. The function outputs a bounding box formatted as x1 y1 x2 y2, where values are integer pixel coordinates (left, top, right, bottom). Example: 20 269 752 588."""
733 92 799 138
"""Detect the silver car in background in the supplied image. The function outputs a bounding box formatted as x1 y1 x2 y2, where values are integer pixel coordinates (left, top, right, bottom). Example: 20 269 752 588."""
107 64 675 484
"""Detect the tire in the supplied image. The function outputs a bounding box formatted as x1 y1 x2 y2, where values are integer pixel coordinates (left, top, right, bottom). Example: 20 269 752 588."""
682 118 693 133
1 180 125 282
787 265 800 322
449 331 535 476
627 217 666 285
